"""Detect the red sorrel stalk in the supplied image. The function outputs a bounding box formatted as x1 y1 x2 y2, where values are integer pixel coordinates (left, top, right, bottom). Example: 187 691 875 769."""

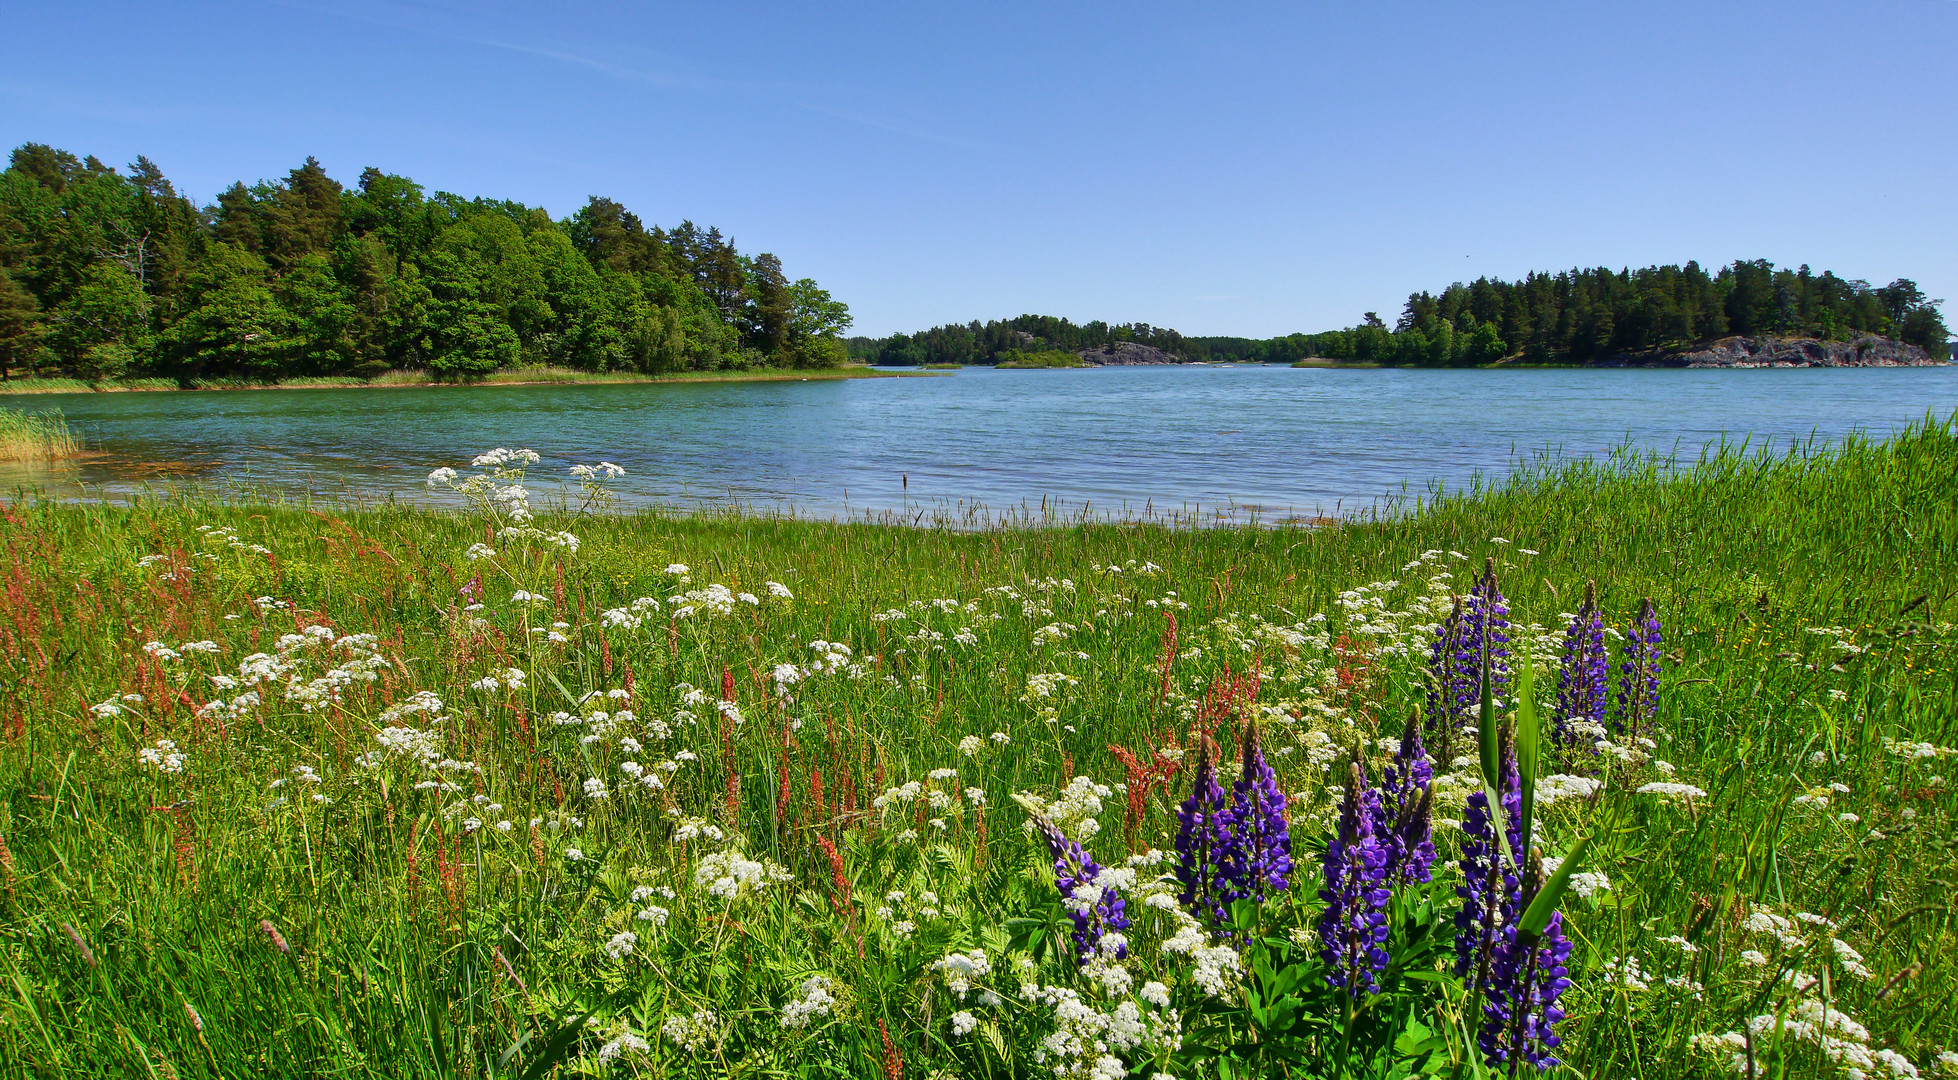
878 1019 904 1080
0 831 15 897
1196 657 1263 747
1107 735 1183 847
807 765 827 823
816 834 850 913
721 664 740 821
1155 610 1179 707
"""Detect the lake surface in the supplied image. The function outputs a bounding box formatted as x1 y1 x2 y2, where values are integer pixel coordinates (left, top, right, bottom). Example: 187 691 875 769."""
7 366 1956 524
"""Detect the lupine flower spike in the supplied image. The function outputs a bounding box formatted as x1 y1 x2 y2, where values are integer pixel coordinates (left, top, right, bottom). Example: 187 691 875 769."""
1480 851 1576 1072
1455 725 1522 991
1221 717 1292 905
1381 710 1436 885
1427 563 1510 749
1173 735 1234 932
1425 596 1471 747
1029 810 1130 963
1554 582 1609 747
1465 559 1513 708
1319 761 1392 997
1614 597 1662 738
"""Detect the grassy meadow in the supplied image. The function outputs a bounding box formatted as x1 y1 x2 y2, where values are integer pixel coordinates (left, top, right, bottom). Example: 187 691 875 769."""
0 422 1955 1078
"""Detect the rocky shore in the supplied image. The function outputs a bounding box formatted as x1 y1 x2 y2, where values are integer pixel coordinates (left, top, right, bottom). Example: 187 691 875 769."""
1063 334 1947 368
1596 334 1944 368
1073 341 1187 365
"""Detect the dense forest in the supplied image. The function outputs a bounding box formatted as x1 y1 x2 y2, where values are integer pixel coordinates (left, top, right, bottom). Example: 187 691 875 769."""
1212 261 1950 366
0 144 851 382
847 314 1194 366
862 261 1949 368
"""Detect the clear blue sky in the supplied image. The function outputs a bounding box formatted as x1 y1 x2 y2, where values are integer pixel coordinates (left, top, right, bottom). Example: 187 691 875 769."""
4 1 1953 338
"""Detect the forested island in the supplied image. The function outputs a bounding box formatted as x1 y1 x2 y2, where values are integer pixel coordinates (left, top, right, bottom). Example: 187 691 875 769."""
3 141 1946 387
0 144 853 385
855 261 1951 368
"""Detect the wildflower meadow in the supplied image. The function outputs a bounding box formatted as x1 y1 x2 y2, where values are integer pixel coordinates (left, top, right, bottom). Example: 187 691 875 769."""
1 420 1955 1078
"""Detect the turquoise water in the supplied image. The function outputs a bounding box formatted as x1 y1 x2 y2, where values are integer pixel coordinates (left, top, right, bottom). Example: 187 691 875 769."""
8 366 1956 522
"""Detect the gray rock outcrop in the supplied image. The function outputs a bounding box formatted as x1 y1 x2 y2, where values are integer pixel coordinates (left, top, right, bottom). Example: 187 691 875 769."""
1074 342 1186 365
1596 335 1942 368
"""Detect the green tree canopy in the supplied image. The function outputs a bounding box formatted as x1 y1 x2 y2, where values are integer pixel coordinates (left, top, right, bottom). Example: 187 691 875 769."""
0 144 855 382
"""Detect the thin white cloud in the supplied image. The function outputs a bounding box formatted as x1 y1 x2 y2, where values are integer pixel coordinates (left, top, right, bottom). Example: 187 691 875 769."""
276 0 988 151
790 101 996 153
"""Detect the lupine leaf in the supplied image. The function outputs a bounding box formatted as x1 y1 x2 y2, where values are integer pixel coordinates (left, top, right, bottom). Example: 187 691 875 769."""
1481 779 1519 872
1516 651 1540 859
1477 662 1498 789
1518 833 1594 943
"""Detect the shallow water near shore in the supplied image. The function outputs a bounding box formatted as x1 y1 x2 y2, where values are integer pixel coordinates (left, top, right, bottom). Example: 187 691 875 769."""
7 365 1955 522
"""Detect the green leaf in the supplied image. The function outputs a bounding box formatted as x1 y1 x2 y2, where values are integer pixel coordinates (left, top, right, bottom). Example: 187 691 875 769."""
516 1014 588 1080
1268 997 1301 1034
1480 779 1518 874
423 975 451 1079
1518 834 1594 943
981 1020 1009 1064
1515 651 1539 859
1477 661 1498 788
494 1030 532 1076
543 670 580 708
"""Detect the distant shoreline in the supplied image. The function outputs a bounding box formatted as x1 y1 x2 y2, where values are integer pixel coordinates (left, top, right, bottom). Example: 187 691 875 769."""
0 365 936 396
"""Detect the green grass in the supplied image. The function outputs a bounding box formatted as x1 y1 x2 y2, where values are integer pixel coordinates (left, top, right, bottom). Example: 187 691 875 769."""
0 421 1955 1077
0 376 183 394
996 349 1087 369
0 366 914 396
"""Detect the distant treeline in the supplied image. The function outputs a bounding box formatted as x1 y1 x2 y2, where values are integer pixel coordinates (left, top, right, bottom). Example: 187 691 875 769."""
847 314 1193 367
0 144 851 382
859 261 1949 368
1208 261 1950 366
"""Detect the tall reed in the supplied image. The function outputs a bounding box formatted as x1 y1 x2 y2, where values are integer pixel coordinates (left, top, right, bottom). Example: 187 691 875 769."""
0 407 80 462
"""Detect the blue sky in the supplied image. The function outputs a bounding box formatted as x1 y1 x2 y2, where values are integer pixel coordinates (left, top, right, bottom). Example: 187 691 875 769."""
3 1 1953 337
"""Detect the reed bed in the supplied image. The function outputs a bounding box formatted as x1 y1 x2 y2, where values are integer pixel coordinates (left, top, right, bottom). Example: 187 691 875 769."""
0 421 1954 1077
0 407 80 462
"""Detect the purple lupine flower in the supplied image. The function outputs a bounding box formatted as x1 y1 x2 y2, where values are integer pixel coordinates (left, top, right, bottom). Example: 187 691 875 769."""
1381 711 1436 885
1173 735 1235 931
1613 597 1662 738
1428 562 1512 745
1219 718 1292 904
1319 761 1392 997
1032 813 1130 964
1463 559 1513 708
1480 909 1575 1071
1455 728 1522 989
1553 581 1609 747
1426 596 1471 740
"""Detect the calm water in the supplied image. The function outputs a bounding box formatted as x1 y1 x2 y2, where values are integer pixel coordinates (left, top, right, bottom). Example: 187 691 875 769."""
8 366 1956 523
